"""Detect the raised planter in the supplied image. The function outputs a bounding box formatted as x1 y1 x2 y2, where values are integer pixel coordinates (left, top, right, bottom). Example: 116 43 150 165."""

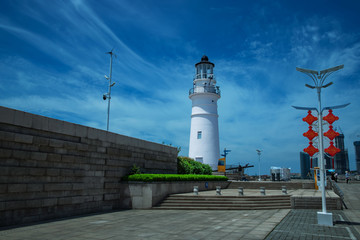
124 181 230 209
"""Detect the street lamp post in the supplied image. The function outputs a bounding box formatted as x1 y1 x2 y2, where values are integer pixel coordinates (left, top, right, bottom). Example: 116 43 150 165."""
293 64 349 226
256 149 262 181
103 50 116 131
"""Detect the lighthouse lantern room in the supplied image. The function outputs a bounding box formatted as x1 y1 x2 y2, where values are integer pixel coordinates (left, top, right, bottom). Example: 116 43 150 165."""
188 56 221 170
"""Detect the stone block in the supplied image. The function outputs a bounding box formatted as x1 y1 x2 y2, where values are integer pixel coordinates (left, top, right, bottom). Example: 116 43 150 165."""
0 148 12 158
61 169 74 176
104 194 119 201
97 146 106 153
49 139 64 148
94 171 104 177
9 167 28 176
12 150 31 160
0 184 7 193
0 130 15 141
62 155 75 163
46 169 60 176
54 148 67 154
14 133 33 144
14 110 32 127
31 115 49 131
93 195 103 201
58 197 73 205
26 199 43 208
0 106 15 124
64 141 78 150
5 200 25 210
44 183 72 191
74 169 87 177
48 118 63 134
87 127 101 139
43 198 58 207
39 145 54 153
29 168 46 176
27 184 44 192
75 143 87 152
47 153 62 162
62 121 76 136
8 184 27 193
31 152 47 161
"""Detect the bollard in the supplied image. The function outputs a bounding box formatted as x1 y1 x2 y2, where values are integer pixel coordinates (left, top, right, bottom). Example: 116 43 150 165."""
260 187 266 196
282 186 287 195
193 186 199 195
216 186 221 195
238 187 244 196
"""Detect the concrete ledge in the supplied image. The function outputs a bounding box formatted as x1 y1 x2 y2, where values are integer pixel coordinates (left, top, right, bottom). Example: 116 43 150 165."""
228 181 317 189
125 181 230 209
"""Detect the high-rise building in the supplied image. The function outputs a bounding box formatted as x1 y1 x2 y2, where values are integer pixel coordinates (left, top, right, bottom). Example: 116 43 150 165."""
300 152 318 179
188 56 221 170
354 141 360 174
334 134 349 174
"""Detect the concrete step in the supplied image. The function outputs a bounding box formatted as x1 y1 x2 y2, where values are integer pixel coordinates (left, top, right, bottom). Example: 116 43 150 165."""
153 205 291 210
155 194 291 210
167 195 290 201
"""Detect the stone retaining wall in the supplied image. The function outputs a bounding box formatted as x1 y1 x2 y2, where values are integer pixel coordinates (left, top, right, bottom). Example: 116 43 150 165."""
0 106 178 226
291 196 342 210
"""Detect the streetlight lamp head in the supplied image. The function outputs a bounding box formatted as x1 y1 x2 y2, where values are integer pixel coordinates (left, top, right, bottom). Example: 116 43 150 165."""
110 82 116 87
296 67 318 75
319 65 344 75
322 82 333 88
105 75 109 80
305 84 316 89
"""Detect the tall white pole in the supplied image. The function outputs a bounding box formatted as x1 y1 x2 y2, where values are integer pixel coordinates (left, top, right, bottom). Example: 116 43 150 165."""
106 53 113 132
258 154 261 181
257 150 261 181
317 87 327 213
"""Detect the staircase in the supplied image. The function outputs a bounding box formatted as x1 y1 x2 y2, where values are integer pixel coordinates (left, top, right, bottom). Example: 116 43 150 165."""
154 194 291 210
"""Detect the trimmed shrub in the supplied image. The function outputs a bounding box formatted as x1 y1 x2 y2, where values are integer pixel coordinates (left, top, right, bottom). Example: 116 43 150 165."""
122 174 228 182
177 156 212 175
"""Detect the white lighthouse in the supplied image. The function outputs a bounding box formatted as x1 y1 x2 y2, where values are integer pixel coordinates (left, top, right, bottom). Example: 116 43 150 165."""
188 55 221 170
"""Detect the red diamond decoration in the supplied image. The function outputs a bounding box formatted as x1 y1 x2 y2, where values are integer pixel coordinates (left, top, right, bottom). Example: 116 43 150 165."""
324 141 341 157
304 141 319 157
324 125 340 140
323 109 339 124
303 126 318 140
303 110 318 125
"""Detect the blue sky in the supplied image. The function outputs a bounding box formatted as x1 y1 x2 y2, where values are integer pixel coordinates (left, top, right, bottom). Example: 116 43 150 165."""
1 0 360 175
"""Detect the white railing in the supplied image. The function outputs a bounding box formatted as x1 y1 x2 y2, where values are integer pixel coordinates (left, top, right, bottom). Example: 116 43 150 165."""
194 73 216 80
189 86 220 96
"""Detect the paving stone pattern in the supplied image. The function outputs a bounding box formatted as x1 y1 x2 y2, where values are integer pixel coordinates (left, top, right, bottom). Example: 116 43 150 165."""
265 209 360 240
0 209 290 240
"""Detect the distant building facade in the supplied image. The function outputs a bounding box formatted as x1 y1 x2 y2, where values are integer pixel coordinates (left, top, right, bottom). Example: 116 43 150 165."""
334 134 349 174
300 152 318 179
354 141 360 174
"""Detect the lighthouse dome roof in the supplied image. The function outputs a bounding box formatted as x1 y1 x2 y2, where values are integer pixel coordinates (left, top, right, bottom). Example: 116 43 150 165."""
195 55 215 67
201 55 209 61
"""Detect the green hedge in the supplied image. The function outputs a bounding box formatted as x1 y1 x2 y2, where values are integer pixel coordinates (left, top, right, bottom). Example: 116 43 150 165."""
122 174 228 182
177 156 213 175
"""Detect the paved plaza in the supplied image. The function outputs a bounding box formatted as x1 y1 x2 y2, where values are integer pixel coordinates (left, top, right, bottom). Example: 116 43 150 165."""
1 182 359 240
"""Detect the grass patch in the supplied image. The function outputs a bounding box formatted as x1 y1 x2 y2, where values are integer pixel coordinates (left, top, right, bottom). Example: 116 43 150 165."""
122 174 228 182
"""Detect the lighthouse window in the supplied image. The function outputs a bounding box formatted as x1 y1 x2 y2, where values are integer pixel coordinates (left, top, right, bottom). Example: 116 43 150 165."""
197 131 202 139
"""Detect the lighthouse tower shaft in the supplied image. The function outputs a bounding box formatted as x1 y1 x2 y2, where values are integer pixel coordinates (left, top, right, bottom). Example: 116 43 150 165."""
188 56 221 170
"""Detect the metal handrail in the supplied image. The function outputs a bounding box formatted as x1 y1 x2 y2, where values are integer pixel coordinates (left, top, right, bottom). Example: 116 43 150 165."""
328 177 348 209
189 86 220 96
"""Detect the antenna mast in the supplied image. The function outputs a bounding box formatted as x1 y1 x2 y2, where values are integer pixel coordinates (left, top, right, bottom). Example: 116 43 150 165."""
103 49 116 131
